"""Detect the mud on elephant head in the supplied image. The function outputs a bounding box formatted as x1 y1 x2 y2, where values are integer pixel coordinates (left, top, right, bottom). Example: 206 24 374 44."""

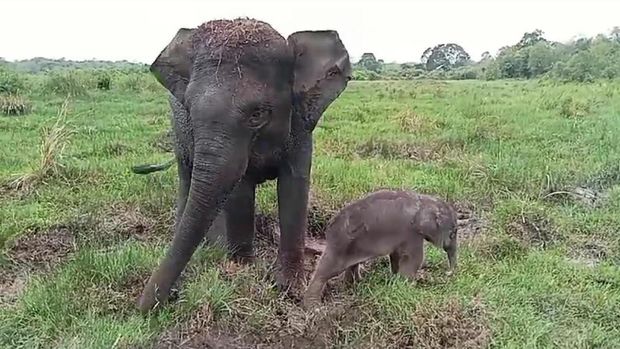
136 18 351 313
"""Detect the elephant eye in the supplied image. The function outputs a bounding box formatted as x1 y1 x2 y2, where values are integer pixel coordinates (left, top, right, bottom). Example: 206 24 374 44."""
246 104 272 129
327 67 340 78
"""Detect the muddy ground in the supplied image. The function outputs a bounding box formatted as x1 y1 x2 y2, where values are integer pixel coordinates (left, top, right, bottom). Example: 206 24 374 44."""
2 202 490 348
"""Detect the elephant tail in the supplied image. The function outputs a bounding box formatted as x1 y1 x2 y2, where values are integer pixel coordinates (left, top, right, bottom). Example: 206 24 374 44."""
131 158 175 174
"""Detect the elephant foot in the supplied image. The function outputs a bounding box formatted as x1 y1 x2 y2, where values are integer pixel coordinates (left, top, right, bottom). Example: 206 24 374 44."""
137 282 166 315
275 252 304 296
137 272 183 315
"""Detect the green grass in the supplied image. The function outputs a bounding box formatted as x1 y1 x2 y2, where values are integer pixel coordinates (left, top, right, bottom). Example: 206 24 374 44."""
1 77 620 348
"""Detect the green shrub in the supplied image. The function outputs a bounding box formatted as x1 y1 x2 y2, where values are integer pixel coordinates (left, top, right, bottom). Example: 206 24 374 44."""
0 67 26 94
96 72 111 90
0 94 32 116
352 70 370 81
446 66 480 80
559 96 591 118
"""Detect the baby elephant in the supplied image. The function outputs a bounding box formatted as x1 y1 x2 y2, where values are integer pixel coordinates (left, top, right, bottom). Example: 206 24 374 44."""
304 189 458 308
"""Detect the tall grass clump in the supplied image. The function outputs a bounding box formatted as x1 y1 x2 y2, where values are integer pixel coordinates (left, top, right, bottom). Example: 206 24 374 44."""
9 99 73 190
117 72 164 93
0 94 32 116
44 70 89 97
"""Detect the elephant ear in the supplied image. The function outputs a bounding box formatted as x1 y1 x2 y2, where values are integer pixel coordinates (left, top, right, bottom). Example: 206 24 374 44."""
150 28 195 103
287 30 352 130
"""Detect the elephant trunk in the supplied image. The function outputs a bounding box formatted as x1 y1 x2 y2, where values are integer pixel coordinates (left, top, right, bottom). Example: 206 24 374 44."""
138 109 252 313
445 239 457 274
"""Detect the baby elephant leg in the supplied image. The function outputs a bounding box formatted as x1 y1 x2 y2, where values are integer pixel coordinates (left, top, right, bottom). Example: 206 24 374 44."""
344 263 361 285
396 238 425 282
304 248 348 309
389 252 400 274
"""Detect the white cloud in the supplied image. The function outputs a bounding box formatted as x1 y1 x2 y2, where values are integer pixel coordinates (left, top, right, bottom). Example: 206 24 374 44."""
1 0 618 63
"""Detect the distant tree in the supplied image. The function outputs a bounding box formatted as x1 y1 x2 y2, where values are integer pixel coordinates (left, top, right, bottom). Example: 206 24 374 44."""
611 26 620 42
573 37 592 52
480 51 493 62
516 29 546 48
527 42 559 76
357 53 382 72
421 43 471 71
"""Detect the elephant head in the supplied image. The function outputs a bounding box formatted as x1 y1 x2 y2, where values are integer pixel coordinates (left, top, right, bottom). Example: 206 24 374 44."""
137 18 351 313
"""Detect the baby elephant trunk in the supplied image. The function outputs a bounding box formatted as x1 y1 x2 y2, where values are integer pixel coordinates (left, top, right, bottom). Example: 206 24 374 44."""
444 239 457 275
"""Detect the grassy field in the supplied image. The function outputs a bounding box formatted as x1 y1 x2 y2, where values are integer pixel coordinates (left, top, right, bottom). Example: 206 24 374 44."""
1 77 620 348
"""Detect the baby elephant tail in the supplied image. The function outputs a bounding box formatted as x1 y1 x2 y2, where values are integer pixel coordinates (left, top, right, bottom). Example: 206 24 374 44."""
131 158 175 174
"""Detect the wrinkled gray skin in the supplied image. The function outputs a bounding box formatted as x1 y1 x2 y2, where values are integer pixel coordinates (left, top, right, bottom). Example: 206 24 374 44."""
136 21 352 314
304 190 458 308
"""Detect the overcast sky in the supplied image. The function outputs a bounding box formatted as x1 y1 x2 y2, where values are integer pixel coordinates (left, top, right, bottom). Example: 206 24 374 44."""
2 0 619 64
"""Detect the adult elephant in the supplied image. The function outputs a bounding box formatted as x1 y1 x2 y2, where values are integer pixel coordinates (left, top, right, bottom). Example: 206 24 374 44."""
137 18 351 313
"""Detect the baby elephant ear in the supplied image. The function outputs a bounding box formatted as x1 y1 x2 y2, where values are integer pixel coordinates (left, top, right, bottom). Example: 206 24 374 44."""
288 31 352 129
150 28 195 102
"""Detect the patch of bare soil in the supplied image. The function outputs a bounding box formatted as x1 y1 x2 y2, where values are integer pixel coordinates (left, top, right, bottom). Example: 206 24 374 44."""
0 205 167 303
454 202 488 243
72 205 170 246
148 302 259 349
505 213 562 249
0 272 27 307
150 293 361 349
6 227 76 271
100 205 161 242
567 238 610 267
544 165 620 208
355 139 444 162
0 227 76 303
404 297 491 349
543 186 609 208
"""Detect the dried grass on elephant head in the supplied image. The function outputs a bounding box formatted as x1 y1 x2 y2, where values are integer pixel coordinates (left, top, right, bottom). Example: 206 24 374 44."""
192 18 286 60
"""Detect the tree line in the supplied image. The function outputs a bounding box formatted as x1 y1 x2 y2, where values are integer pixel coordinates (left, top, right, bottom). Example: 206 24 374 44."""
2 27 620 82
354 27 620 82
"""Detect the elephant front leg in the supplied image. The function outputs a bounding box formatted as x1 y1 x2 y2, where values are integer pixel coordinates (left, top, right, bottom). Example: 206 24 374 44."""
276 139 313 292
276 174 308 292
224 178 256 264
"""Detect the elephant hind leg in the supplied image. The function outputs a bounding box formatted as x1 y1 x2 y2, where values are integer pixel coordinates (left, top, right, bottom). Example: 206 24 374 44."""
344 263 361 286
174 158 192 232
204 210 227 248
